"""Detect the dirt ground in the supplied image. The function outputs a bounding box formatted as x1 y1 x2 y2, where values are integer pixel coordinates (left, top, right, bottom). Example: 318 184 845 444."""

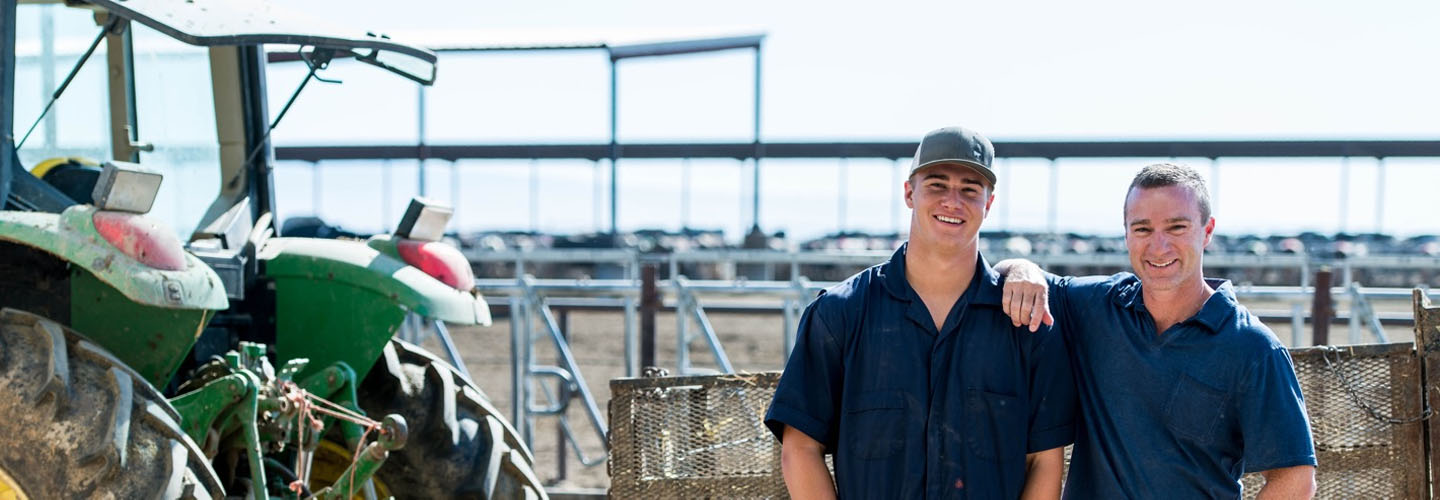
425 296 1422 491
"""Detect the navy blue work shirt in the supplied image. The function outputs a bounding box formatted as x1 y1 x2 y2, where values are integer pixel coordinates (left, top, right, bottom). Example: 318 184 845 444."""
765 244 1077 499
1048 273 1316 499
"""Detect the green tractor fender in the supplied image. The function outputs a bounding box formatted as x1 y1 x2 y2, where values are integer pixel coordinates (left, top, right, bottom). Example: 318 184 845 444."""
0 205 229 387
0 205 228 310
259 237 488 381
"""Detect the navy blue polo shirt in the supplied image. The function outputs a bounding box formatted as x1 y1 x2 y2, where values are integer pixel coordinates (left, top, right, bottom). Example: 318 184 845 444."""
1048 273 1316 498
765 244 1076 499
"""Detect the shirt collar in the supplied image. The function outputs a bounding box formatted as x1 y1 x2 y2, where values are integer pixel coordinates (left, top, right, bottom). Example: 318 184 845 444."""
877 242 1003 306
1113 275 1237 333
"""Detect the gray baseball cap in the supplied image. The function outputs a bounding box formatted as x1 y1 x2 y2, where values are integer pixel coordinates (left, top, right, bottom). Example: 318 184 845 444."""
910 126 996 186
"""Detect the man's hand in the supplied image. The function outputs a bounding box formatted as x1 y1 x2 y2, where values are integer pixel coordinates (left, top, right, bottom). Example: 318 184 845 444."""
780 426 837 500
1256 465 1316 499
995 259 1053 332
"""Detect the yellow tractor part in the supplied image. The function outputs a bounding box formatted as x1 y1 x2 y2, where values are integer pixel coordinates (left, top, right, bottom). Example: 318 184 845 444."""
0 466 29 500
308 440 392 499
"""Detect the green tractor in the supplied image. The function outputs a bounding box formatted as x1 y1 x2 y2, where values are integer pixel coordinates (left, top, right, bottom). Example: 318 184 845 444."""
1 0 543 498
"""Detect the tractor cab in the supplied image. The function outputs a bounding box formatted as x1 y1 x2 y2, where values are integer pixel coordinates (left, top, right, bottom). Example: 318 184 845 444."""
2 1 542 498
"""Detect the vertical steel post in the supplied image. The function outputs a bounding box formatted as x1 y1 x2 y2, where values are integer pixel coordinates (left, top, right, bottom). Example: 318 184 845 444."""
1312 268 1332 346
311 162 321 216
529 158 539 232
1375 157 1386 233
1289 303 1304 347
623 295 638 377
750 44 763 233
640 265 658 369
1209 158 1220 215
1412 289 1440 493
1047 158 1059 234
508 296 526 441
1001 158 1011 230
381 159 391 228
676 282 690 375
680 157 691 229
608 54 619 237
625 251 639 375
556 308 569 481
593 160 604 232
449 161 460 228
782 297 796 355
837 157 848 233
891 158 902 234
1348 285 1361 345
1338 156 1350 234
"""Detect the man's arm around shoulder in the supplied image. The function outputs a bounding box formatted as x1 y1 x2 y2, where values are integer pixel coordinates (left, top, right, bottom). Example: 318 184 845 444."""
1257 465 1316 499
780 425 836 500
1020 447 1065 500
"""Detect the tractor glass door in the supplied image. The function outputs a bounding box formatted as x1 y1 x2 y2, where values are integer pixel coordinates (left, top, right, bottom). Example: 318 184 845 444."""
13 4 221 239
13 4 111 166
129 22 220 238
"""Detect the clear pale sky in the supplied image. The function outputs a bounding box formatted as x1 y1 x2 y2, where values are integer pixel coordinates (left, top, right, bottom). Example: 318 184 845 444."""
266 0 1440 241
26 1 1440 240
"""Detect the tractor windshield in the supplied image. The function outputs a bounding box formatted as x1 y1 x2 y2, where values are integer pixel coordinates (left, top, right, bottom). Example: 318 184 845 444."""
12 0 435 239
14 3 220 238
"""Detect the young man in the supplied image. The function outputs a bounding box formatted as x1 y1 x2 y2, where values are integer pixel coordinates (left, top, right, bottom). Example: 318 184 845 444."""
998 163 1317 498
765 126 1077 499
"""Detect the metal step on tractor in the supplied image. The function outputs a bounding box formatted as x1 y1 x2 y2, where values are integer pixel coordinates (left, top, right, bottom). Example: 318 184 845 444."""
1 0 544 498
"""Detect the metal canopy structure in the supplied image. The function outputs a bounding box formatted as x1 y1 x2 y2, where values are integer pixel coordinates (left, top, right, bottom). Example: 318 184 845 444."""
271 30 767 237
275 139 1440 162
274 138 1436 236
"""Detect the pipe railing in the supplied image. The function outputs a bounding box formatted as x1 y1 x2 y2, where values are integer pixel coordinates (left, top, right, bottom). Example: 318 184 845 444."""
461 247 1439 475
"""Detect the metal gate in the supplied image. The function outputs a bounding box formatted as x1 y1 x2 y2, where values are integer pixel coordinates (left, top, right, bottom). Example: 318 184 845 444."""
609 290 1440 499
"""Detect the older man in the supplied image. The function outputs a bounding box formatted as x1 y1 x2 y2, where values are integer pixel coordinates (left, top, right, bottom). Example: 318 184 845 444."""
766 126 1077 499
999 163 1316 498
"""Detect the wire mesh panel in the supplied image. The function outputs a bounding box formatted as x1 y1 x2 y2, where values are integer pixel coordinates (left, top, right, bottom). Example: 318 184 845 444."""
1240 342 1426 499
610 372 787 499
611 344 1427 499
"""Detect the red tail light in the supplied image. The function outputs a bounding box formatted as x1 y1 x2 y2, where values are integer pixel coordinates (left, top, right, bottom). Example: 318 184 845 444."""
396 239 475 291
92 211 187 271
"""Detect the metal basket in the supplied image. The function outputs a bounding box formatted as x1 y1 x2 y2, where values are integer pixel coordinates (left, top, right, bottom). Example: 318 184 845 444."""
610 342 1428 499
1241 342 1426 499
609 372 787 499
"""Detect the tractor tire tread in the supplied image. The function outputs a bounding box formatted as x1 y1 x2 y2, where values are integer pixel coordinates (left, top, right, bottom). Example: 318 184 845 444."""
357 339 546 499
0 308 224 499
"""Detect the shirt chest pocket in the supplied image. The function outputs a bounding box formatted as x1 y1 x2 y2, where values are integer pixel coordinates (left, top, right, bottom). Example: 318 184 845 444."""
845 390 907 459
1164 373 1230 444
966 390 1026 462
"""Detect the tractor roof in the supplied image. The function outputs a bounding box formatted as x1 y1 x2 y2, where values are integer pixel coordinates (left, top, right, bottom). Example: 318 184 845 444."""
87 0 436 84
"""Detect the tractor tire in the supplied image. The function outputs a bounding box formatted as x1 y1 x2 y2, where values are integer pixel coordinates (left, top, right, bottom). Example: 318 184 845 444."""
0 308 224 499
355 339 546 500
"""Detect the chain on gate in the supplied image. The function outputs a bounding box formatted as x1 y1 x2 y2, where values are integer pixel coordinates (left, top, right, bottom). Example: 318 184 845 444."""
1320 346 1433 425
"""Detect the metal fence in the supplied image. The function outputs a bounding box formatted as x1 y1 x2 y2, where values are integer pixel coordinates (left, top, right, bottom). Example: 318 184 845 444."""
460 248 1440 484
608 291 1440 499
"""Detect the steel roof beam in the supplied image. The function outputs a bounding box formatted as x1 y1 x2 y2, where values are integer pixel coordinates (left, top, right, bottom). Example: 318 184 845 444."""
275 140 1440 163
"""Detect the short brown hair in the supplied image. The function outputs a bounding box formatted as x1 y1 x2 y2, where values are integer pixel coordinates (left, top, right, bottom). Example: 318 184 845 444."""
1125 163 1211 220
